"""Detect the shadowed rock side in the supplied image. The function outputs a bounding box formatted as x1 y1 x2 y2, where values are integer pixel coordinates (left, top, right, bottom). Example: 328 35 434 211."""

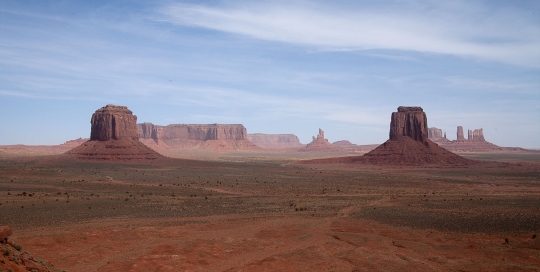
247 133 305 149
137 123 260 151
302 107 472 165
67 105 162 160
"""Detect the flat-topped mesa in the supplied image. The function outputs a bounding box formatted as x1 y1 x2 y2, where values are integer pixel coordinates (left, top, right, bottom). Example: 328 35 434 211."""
247 133 304 149
137 123 247 142
90 104 138 141
389 106 428 142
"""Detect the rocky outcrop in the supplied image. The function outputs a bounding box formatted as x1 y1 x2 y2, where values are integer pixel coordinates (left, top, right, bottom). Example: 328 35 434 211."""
137 123 259 151
389 106 428 142
90 105 138 141
303 107 472 165
67 105 162 160
0 225 12 242
247 133 304 149
301 128 342 152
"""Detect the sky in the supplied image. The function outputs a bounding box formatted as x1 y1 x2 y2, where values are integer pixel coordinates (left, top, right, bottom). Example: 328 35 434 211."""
1 0 539 148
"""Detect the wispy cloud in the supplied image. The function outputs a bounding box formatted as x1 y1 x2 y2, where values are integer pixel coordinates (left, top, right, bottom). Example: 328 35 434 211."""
155 1 540 67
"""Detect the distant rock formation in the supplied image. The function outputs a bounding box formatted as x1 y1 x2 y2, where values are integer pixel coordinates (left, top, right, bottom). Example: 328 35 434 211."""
300 128 342 152
332 140 379 152
428 127 450 143
67 105 162 160
137 123 259 151
247 133 305 149
303 107 472 165
428 126 522 152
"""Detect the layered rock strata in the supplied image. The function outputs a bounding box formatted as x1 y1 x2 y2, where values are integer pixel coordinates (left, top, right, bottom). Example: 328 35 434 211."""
137 123 259 151
67 105 162 160
247 133 304 149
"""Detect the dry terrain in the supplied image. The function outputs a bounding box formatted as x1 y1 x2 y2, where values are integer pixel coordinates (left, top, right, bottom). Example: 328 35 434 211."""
1 152 539 271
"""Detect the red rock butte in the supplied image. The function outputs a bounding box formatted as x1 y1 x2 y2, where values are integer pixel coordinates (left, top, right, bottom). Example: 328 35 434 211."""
303 106 472 165
67 105 162 160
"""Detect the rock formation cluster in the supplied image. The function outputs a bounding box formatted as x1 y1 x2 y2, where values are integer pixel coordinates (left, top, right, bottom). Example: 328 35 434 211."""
247 133 304 149
428 126 509 152
67 105 162 160
137 123 259 151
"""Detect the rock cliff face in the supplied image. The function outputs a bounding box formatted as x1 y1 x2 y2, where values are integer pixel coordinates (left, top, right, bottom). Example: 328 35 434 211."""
90 105 138 141
137 123 259 151
247 133 304 149
67 105 162 160
389 106 428 142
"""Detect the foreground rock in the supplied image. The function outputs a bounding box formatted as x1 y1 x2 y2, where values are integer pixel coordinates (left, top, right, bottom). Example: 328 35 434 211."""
137 123 259 151
0 226 63 272
0 225 12 242
67 105 162 160
247 133 305 149
303 107 472 165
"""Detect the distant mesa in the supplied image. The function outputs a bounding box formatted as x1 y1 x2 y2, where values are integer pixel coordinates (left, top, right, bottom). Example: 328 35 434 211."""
67 104 162 160
137 123 260 152
332 140 379 152
303 106 472 165
247 133 305 149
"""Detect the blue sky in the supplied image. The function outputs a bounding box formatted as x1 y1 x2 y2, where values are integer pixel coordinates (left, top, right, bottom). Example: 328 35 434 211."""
1 0 539 148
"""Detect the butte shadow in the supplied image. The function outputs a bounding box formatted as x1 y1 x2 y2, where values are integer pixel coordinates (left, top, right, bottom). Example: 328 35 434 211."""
301 106 473 166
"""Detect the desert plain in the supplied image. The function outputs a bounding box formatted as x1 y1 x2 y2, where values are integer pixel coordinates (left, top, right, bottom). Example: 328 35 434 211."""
0 149 539 272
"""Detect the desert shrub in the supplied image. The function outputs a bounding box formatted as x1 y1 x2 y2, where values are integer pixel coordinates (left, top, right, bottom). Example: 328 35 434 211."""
13 244 22 251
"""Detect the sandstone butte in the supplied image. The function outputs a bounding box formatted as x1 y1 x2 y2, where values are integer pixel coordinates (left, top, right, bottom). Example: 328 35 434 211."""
67 105 162 161
137 123 260 151
302 106 472 165
247 133 305 149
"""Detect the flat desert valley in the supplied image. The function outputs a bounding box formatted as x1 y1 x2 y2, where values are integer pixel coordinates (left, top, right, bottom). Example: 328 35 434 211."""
1 151 539 271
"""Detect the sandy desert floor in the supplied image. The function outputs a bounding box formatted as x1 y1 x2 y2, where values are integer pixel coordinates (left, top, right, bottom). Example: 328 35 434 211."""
1 153 539 271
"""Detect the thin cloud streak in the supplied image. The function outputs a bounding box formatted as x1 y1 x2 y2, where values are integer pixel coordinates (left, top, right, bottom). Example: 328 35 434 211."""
156 1 540 67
